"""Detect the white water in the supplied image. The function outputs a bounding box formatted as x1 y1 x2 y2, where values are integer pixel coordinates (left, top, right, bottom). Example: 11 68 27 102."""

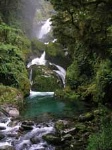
51 63 66 87
15 124 54 150
30 90 54 98
27 51 46 68
38 18 52 39
0 116 55 150
27 51 54 98
27 51 66 97
44 39 57 45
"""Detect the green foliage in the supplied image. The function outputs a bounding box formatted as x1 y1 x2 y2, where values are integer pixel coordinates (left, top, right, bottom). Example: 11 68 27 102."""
46 42 64 57
32 66 62 92
55 86 81 101
50 0 112 57
0 23 31 56
87 116 112 150
50 0 112 104
31 39 46 54
0 43 30 96
94 60 112 103
0 84 23 106
66 55 93 90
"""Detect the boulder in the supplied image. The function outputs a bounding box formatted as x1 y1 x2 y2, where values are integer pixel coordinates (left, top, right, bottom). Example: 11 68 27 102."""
63 127 77 135
79 112 94 122
21 121 34 131
61 134 72 141
0 126 6 130
55 120 69 133
0 134 5 140
30 136 40 144
42 133 62 145
8 108 19 118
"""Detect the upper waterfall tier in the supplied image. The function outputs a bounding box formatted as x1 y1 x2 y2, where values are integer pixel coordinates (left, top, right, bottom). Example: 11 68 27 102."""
38 18 52 39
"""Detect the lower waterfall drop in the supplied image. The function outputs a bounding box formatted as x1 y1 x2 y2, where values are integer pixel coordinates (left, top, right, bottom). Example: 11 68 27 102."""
27 51 66 98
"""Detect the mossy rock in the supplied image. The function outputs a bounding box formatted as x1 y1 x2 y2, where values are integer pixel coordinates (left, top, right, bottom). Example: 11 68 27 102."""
42 133 62 145
75 123 86 132
31 66 62 91
55 120 69 133
79 112 94 122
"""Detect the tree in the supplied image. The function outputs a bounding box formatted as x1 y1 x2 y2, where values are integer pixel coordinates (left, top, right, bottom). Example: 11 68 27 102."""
50 0 112 58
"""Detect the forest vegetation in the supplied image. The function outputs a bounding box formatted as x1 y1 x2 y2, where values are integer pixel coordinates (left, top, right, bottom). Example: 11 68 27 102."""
49 0 112 149
1 0 112 149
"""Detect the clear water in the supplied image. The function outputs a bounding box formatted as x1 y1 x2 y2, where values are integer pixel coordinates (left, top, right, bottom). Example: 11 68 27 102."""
21 96 87 120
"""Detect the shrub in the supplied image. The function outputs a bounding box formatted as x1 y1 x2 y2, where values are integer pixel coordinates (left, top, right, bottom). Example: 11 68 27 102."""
87 116 112 150
94 60 112 103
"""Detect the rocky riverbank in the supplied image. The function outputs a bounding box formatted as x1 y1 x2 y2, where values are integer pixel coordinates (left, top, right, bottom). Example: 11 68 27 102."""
0 107 55 150
0 104 105 150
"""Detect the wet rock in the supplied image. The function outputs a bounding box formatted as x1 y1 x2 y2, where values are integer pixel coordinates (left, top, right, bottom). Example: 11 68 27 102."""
21 124 33 131
22 121 34 126
79 112 94 122
21 121 34 131
9 120 19 127
63 127 77 135
0 134 5 140
61 134 72 141
0 108 9 117
43 133 62 145
8 108 19 118
55 120 69 133
0 145 14 150
0 126 6 130
30 136 40 144
0 117 9 123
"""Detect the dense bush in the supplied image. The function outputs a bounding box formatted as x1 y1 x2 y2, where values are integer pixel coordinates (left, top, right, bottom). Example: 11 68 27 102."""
87 116 112 150
0 44 30 96
94 60 112 104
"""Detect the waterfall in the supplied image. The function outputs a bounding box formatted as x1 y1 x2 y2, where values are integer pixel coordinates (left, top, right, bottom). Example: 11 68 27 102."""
27 51 46 68
27 51 66 97
27 51 54 98
30 90 54 98
38 18 52 39
0 116 55 150
51 64 66 87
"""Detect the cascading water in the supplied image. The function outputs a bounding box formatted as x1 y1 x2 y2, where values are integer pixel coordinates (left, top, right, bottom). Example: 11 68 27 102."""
27 51 46 68
27 51 55 98
27 51 66 98
51 63 66 87
0 116 55 150
38 18 52 39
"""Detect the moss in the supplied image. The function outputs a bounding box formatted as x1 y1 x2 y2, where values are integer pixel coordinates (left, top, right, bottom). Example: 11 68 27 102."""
31 39 46 55
32 66 62 91
0 84 23 106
